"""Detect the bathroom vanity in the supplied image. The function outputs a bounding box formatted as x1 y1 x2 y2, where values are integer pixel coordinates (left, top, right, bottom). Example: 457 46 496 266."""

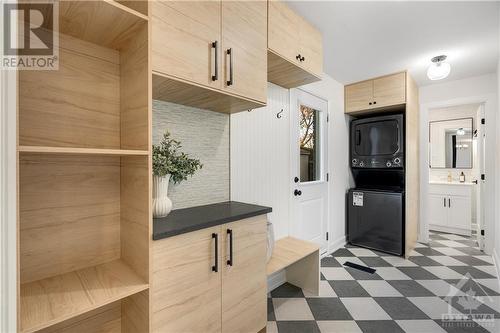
428 182 473 236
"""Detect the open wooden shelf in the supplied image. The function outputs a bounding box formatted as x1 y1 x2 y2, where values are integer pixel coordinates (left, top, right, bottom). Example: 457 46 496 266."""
267 237 319 276
20 259 148 333
57 0 148 50
19 145 149 156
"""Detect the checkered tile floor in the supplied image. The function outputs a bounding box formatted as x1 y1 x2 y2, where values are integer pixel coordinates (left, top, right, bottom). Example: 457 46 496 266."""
267 231 500 333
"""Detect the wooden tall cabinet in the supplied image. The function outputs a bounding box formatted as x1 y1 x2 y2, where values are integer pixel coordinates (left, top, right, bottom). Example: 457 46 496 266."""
344 71 420 259
151 216 267 333
152 0 267 114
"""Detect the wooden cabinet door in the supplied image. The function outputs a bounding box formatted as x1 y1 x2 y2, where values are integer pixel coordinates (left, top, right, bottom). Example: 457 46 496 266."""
373 72 406 108
221 216 267 333
428 194 448 227
222 0 267 103
448 195 471 231
268 0 300 64
298 16 323 76
152 1 222 89
152 226 222 333
345 81 374 113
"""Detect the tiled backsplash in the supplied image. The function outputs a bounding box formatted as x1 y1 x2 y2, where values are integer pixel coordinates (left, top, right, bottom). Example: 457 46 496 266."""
153 100 229 210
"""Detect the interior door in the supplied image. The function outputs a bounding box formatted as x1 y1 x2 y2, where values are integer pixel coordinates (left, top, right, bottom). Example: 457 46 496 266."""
290 89 328 253
222 0 267 102
152 1 222 89
476 104 486 249
221 216 267 333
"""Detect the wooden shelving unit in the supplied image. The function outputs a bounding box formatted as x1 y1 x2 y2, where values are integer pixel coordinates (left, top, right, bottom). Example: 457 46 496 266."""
17 1 152 332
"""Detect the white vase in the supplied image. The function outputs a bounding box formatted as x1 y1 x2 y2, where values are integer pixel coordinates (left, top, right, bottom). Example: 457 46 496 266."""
153 175 173 218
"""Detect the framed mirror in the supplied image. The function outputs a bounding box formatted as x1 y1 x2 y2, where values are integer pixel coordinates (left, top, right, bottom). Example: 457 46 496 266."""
429 118 473 169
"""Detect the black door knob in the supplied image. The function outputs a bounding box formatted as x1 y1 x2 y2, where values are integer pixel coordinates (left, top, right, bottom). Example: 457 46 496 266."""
294 177 299 183
294 189 302 196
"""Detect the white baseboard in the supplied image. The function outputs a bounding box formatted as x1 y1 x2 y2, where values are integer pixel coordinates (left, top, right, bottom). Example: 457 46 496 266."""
429 224 471 236
267 269 286 292
327 235 346 256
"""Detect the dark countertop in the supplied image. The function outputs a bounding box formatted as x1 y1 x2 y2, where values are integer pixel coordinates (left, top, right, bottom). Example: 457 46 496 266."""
153 201 272 240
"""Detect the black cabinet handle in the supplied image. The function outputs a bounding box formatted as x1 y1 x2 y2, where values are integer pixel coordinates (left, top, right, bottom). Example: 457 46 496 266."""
294 189 302 196
296 54 301 61
444 197 446 207
373 101 377 105
211 41 218 81
212 233 218 272
300 56 305 62
226 48 233 86
369 102 372 105
227 229 233 266
294 177 299 183
448 198 451 208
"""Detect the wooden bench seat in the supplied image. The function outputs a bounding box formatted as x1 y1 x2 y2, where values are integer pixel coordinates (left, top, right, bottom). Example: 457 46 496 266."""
267 237 320 295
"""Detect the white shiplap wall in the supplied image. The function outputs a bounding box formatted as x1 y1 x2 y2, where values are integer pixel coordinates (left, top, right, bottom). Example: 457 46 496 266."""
230 83 291 239
231 77 351 249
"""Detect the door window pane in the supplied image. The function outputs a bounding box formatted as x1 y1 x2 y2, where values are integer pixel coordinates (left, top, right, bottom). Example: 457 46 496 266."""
300 105 321 182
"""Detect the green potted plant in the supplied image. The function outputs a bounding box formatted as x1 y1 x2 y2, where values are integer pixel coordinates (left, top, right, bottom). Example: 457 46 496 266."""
153 132 202 218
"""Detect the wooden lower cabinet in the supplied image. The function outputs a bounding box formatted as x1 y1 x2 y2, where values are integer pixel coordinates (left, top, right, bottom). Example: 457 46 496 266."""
152 226 222 333
222 217 267 333
151 216 267 333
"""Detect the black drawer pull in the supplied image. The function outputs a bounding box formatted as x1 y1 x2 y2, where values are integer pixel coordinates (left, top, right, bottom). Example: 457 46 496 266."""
226 48 233 86
211 41 218 81
212 233 218 272
227 229 233 266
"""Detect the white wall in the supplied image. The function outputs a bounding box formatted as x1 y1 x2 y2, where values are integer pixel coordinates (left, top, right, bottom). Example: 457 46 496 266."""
419 74 497 254
495 8 500 269
231 75 350 252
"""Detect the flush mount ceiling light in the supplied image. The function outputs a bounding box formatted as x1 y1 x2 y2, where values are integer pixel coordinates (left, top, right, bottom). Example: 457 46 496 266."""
427 55 451 81
456 128 465 136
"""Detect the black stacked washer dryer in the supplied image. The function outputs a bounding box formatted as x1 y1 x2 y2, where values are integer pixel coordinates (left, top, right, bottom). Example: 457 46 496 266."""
347 113 405 256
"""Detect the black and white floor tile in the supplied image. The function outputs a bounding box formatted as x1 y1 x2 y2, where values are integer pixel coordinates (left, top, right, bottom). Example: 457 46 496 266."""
267 231 500 333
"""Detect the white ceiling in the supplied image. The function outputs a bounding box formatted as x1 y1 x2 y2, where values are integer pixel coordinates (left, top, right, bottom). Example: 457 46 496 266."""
286 1 499 86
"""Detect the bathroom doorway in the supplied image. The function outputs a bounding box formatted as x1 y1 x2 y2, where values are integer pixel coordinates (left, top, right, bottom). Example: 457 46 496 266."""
426 103 485 249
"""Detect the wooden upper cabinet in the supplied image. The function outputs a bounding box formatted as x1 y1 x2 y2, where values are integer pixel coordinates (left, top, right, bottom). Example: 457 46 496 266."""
345 72 407 114
222 0 267 103
298 15 323 76
373 72 406 109
222 216 267 333
152 1 221 89
267 0 323 88
268 0 300 65
152 0 267 113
